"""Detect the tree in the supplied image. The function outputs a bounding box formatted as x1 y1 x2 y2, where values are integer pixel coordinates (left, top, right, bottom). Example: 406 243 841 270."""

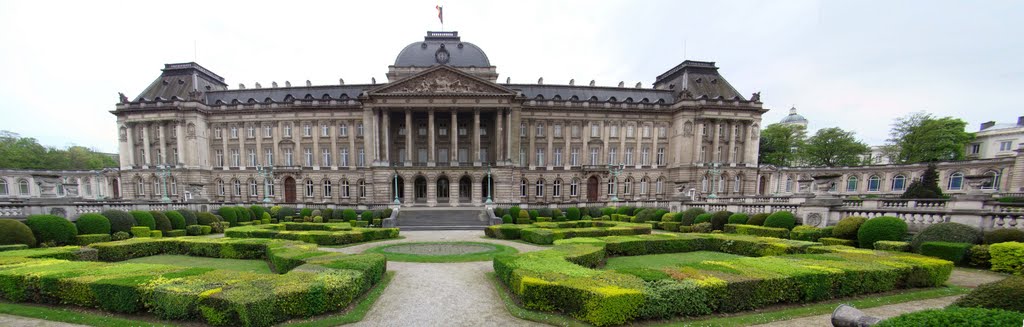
799 127 869 167
758 123 806 166
886 113 974 163
0 131 117 170
902 163 944 199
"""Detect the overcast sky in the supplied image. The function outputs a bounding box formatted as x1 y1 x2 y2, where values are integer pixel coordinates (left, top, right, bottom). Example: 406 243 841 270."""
1 0 1021 153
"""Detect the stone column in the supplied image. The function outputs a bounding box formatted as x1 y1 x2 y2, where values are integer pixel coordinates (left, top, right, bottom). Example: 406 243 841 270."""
348 120 356 169
428 109 436 166
405 109 413 166
451 111 458 165
449 175 458 206
221 124 229 169
546 121 554 168
272 122 281 166
728 120 738 164
473 109 481 166
142 123 152 167
528 119 536 168
175 120 186 166
255 123 263 166
312 120 320 168
495 109 504 162
126 123 136 167
711 120 721 163
506 109 514 162
382 111 390 163
371 109 380 162
157 123 167 165
692 119 703 164
746 121 759 166
329 120 337 169
601 121 608 165
652 124 659 168
618 123 627 164
635 122 642 168
564 124 571 169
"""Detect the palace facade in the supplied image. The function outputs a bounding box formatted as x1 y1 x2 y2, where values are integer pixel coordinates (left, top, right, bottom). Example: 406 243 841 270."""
110 31 766 206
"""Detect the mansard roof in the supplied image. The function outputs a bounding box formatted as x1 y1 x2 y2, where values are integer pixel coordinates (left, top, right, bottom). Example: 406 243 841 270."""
509 84 674 104
204 85 370 105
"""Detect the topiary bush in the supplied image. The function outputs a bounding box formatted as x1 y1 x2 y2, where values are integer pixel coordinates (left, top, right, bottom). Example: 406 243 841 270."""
747 213 769 226
175 209 198 226
0 219 36 247
953 275 1024 312
920 241 973 265
360 211 373 221
24 215 77 246
910 222 982 252
279 207 296 220
691 222 712 233
250 205 266 220
551 208 563 220
680 208 706 226
727 213 749 225
875 307 1024 327
984 228 1024 245
790 225 824 241
857 216 908 248
989 241 1024 275
875 241 911 252
130 226 151 238
129 211 156 230
528 210 539 220
763 211 796 230
693 213 713 225
509 207 521 221
299 208 313 218
342 209 357 221
566 207 581 221
218 207 239 225
968 244 991 268
75 213 111 235
833 216 867 240
101 210 136 233
165 211 186 230
196 212 219 225
502 214 512 224
111 231 130 241
708 211 733 231
150 211 172 233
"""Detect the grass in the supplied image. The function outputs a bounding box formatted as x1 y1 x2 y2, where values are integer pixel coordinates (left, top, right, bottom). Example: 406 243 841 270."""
478 235 554 247
603 251 744 270
321 236 407 249
489 271 971 327
122 254 273 274
364 241 519 263
0 271 397 327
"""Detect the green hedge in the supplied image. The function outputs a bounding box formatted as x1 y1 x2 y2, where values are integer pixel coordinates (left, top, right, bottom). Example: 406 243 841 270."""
984 228 1024 244
76 234 111 245
833 216 867 240
185 225 208 236
130 226 151 238
0 244 29 252
165 211 186 230
919 241 972 265
0 219 36 247
727 213 749 225
75 213 111 235
819 237 856 246
874 241 910 252
680 208 705 226
747 213 769 226
710 211 733 231
763 211 796 230
176 209 198 226
484 220 652 245
225 223 399 246
165 229 187 237
790 225 823 241
857 216 907 248
953 275 1024 312
102 210 136 234
495 233 952 326
910 222 981 251
724 224 789 239
25 215 77 245
875 307 1024 327
989 241 1024 274
150 211 173 233
129 211 156 230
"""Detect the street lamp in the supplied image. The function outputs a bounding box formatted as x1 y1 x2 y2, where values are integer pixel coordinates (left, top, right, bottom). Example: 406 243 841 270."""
392 163 401 206
156 165 171 203
485 163 493 205
608 162 625 203
256 165 273 204
707 162 722 199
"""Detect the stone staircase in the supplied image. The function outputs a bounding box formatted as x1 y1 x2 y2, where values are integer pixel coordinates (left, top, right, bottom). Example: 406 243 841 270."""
396 207 488 231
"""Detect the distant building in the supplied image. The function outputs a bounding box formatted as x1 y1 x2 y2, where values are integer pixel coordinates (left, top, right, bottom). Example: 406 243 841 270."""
778 106 808 128
861 145 892 165
967 117 1024 159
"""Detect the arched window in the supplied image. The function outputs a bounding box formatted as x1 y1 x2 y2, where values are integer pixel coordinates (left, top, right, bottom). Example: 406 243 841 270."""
137 178 146 196
948 172 964 190
341 179 351 198
553 179 562 197
536 179 545 197
323 179 333 198
0 179 7 195
265 179 275 196
249 179 258 197
640 177 649 195
733 175 742 193
83 178 92 196
717 175 725 193
608 177 617 195
846 176 858 192
784 176 793 192
18 179 29 195
891 175 907 192
305 179 315 197
623 177 633 195
520 179 528 197
702 176 709 193
216 179 224 196
233 179 241 196
868 175 881 192
983 170 1001 190
570 178 579 197
170 177 177 195
358 179 366 198
153 178 161 195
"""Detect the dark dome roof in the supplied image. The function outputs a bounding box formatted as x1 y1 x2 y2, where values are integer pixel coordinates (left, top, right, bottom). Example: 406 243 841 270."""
394 31 491 67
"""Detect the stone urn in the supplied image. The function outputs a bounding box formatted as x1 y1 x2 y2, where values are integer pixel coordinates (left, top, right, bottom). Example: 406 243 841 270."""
964 174 994 195
811 174 842 195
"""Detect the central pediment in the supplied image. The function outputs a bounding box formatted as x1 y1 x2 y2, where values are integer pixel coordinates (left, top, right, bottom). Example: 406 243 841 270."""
370 65 516 96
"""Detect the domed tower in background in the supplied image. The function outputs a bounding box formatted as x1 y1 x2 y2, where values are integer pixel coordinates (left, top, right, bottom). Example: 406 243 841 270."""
387 31 498 82
779 106 808 128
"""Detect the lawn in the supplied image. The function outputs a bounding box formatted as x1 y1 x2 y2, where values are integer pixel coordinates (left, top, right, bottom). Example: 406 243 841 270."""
122 254 273 274
604 251 744 270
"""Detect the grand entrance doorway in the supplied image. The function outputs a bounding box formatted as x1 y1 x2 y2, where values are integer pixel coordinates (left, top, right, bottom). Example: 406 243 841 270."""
284 177 296 203
587 176 599 202
111 178 120 198
436 176 450 202
414 176 427 203
459 176 472 202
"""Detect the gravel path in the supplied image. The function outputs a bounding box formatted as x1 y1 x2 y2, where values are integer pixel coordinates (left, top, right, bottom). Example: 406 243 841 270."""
336 230 547 327
0 314 88 327
752 268 1009 327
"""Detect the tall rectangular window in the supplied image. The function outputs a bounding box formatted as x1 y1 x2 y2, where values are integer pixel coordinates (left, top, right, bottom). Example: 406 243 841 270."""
536 148 545 166
439 148 449 163
340 123 348 137
520 123 526 136
608 147 617 164
265 148 273 165
340 148 349 166
625 147 633 165
322 124 329 137
458 148 468 163
215 150 223 167
284 148 293 166
554 124 562 137
248 149 256 167
322 148 331 166
303 124 311 137
626 125 634 138
248 126 255 138
570 179 578 197
554 148 562 166
264 126 272 137
230 127 238 139
643 126 650 138
536 123 545 137
571 147 579 166
357 123 364 136
591 123 599 137
572 125 580 138
304 148 312 166
590 147 599 164
641 147 649 165
610 125 618 137
358 148 365 166
231 149 239 167
657 148 665 165
658 126 666 138
284 125 292 137
480 148 488 163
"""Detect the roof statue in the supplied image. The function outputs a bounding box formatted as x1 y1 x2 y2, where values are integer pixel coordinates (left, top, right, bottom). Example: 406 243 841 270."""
118 92 129 104
750 91 761 102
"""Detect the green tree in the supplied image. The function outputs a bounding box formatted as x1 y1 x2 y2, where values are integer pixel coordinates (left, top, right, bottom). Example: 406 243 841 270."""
758 124 806 166
799 127 869 167
886 113 974 163
901 163 944 199
0 131 116 170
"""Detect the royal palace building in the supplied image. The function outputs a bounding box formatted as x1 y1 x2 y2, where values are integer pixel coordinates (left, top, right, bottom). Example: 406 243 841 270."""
111 31 768 206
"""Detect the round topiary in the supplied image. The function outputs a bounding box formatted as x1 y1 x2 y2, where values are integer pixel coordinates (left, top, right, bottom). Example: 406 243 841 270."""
0 219 36 247
833 216 868 240
984 228 1024 245
242 207 256 222
502 214 512 224
728 213 749 225
566 207 581 221
763 211 797 230
681 208 706 226
176 209 198 226
150 211 173 232
528 210 539 219
250 206 266 220
710 211 733 231
857 216 908 248
197 212 219 225
910 222 982 251
165 211 187 230
300 208 313 218
693 213 713 225
24 215 77 246
101 210 136 233
111 231 130 241
509 207 521 220
952 275 1024 312
75 213 111 235
279 207 296 220
518 210 530 219
129 211 156 230
747 213 769 226
360 211 373 221
218 207 239 225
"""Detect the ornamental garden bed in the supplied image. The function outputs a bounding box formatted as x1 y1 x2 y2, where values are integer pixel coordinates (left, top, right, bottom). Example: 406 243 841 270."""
363 241 519 263
493 233 953 326
0 237 387 327
225 222 400 245
484 220 652 245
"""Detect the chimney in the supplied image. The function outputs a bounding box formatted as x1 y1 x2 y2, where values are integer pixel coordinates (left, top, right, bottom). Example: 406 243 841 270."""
1018 116 1024 126
981 121 996 130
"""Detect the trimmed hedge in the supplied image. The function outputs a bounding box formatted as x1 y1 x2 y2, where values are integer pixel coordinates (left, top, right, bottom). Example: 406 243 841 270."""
102 210 136 234
176 209 198 226
763 211 796 230
75 213 111 235
910 222 982 251
0 219 36 247
225 223 400 246
819 237 856 246
197 212 219 225
566 207 581 221
680 208 705 226
790 225 823 241
984 228 1024 244
0 244 29 252
164 211 187 230
727 213 749 225
25 215 77 246
76 234 111 245
710 211 733 231
990 241 1024 274
219 207 239 225
693 213 712 225
833 216 867 240
875 307 1024 327
130 226 151 238
968 244 990 268
919 241 973 265
857 216 907 248
952 275 1024 312
129 211 156 230
725 224 790 239
747 213 769 226
150 211 173 233
165 229 187 237
874 241 911 252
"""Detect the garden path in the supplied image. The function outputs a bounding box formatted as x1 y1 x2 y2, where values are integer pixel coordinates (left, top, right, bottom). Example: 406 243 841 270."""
323 230 548 327
752 268 1008 327
0 314 88 327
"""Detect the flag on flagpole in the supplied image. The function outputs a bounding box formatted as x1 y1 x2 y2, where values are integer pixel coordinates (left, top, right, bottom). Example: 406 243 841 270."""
436 5 443 24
